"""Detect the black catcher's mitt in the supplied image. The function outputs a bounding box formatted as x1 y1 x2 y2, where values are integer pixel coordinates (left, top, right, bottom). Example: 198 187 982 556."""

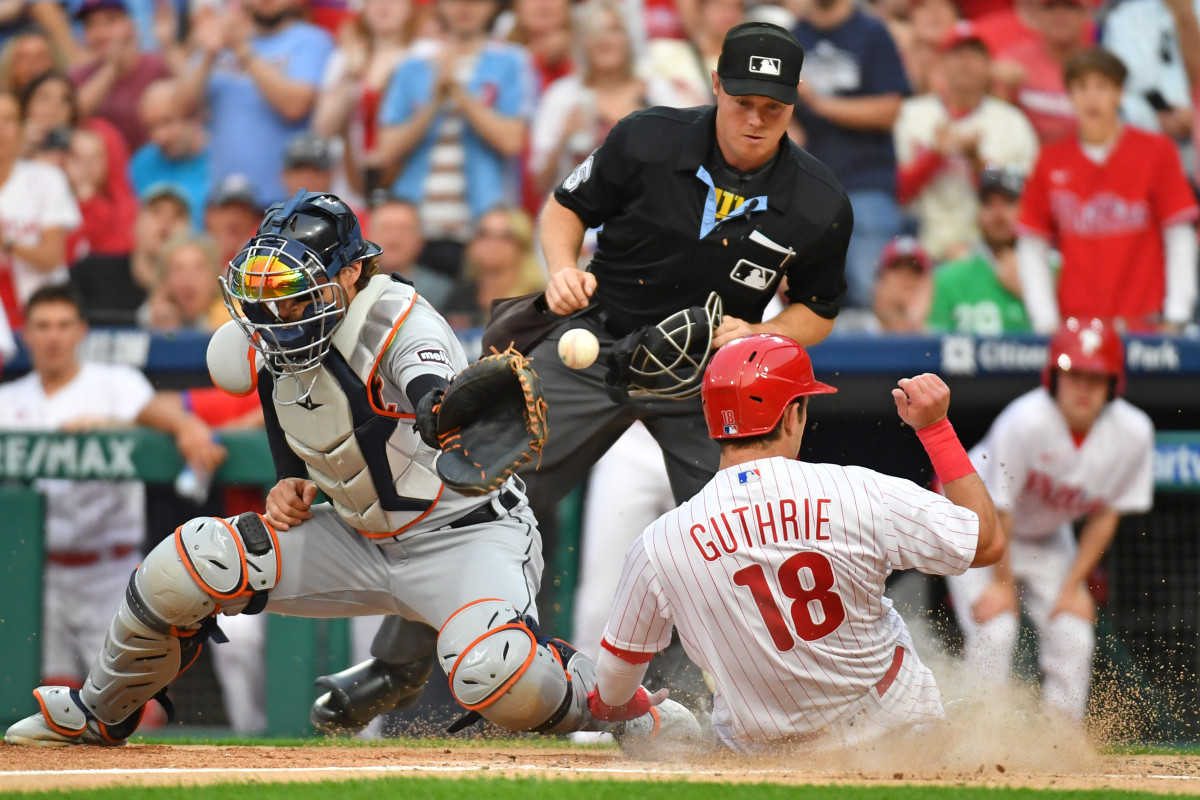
424 349 548 496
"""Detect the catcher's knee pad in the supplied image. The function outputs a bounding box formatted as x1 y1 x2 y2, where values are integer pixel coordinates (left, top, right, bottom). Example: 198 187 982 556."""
437 599 599 734
311 655 435 733
81 513 280 725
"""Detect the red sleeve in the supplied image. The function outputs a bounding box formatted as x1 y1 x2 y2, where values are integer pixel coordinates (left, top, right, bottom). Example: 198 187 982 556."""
896 147 945 205
1151 135 1200 226
1017 148 1055 237
185 387 262 426
84 118 138 255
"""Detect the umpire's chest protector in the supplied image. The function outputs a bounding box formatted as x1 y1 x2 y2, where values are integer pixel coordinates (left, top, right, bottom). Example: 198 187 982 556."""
273 277 447 537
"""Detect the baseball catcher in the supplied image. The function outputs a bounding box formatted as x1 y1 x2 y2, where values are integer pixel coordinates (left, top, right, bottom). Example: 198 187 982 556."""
4 191 694 746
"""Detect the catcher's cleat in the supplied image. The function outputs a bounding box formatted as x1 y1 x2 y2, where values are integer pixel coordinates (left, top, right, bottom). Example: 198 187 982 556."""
4 687 141 747
613 698 703 756
310 656 434 734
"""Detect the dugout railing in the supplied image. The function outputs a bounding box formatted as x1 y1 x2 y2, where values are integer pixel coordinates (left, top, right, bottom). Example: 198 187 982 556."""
1 329 1198 740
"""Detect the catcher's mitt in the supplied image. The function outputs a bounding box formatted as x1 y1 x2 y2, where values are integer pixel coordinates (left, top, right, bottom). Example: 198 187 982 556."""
425 349 548 496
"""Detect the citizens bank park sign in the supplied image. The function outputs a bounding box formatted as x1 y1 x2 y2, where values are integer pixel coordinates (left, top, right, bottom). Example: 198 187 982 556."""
938 336 1191 376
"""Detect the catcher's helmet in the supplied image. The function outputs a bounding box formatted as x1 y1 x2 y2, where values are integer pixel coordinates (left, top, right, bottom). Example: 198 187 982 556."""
1041 317 1125 398
609 292 724 400
702 334 836 440
220 190 383 404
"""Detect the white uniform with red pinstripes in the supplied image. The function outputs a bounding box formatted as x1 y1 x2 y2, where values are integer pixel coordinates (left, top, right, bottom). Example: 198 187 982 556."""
602 456 980 750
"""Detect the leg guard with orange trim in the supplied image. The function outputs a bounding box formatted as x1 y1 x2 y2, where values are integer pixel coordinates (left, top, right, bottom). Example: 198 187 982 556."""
436 599 607 734
78 512 280 729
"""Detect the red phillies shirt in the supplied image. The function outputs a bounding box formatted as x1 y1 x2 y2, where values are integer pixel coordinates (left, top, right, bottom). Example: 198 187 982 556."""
997 39 1078 144
1018 126 1199 326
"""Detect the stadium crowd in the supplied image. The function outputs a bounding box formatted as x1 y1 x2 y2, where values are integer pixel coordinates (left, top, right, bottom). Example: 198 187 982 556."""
0 0 1198 736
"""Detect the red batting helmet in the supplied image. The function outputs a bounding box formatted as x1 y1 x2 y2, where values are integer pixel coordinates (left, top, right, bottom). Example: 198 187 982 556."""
702 335 837 439
1041 317 1126 398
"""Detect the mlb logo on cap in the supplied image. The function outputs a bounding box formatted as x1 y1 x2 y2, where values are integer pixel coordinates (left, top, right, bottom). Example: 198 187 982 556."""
749 56 781 76
724 424 739 435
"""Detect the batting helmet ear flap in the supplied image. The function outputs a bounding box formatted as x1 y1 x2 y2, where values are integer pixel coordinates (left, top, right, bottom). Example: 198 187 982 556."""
605 292 724 400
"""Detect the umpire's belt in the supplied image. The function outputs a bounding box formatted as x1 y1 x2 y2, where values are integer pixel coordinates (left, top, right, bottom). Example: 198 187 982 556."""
439 489 522 531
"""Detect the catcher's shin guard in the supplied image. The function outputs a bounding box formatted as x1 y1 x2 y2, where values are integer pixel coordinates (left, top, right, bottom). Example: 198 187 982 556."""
437 599 606 734
81 513 280 726
311 656 435 734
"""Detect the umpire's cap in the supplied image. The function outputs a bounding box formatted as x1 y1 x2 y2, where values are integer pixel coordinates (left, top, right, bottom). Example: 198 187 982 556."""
702 335 836 440
717 22 805 104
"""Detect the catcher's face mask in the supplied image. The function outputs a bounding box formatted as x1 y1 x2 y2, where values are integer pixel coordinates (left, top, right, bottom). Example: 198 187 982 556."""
220 235 350 405
623 292 724 399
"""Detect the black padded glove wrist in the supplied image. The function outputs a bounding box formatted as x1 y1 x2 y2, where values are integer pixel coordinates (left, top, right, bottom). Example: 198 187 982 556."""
413 388 444 450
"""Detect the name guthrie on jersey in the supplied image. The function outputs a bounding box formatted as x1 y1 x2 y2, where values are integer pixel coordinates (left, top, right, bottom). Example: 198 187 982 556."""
690 497 833 562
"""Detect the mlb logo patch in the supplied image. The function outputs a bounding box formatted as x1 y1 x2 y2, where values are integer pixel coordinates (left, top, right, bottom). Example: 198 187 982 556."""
723 425 739 436
749 56 781 76
730 259 777 291
738 469 760 484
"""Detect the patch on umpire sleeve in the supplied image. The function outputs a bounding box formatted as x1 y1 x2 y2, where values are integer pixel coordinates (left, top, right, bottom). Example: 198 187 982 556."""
417 348 451 366
563 153 595 192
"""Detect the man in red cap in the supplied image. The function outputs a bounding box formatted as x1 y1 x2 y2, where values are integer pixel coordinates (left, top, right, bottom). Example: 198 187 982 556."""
946 318 1154 726
587 334 1004 751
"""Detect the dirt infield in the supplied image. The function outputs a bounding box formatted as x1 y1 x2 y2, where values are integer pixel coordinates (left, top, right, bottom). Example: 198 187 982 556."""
3 742 1200 794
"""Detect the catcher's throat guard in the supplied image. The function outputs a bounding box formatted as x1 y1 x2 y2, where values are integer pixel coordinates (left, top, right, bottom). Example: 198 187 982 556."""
606 292 723 400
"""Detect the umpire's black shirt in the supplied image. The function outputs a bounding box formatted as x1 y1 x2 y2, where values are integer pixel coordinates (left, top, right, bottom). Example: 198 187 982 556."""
553 105 852 337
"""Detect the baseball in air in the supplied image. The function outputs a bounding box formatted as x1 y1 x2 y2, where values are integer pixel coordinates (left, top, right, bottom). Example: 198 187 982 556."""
558 328 599 369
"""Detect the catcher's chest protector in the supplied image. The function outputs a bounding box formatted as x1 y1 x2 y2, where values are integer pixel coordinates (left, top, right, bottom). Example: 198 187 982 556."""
270 277 465 536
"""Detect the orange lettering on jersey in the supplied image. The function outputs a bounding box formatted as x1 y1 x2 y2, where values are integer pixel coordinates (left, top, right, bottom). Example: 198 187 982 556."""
755 502 777 544
779 499 798 541
713 514 738 553
731 506 753 547
816 498 832 541
690 523 720 562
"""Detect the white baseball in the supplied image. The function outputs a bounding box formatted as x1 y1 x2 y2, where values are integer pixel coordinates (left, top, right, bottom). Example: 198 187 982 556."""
558 328 599 369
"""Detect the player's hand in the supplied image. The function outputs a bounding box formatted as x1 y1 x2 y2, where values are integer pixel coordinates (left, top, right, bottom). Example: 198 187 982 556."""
972 579 1018 624
712 315 755 349
1050 582 1095 622
176 417 228 475
266 477 319 531
545 267 596 315
587 686 669 722
892 373 950 430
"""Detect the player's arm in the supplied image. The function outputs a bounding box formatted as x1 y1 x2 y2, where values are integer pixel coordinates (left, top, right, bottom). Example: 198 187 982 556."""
1050 507 1120 621
971 511 1019 624
893 373 1004 566
135 391 228 475
540 195 594 315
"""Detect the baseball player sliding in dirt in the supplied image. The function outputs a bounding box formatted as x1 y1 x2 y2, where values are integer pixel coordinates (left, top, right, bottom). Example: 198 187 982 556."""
587 334 1005 749
946 318 1154 726
4 190 692 747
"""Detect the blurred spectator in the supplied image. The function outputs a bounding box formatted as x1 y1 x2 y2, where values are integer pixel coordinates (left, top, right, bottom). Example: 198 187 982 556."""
792 0 910 309
1017 48 1199 334
1164 0 1200 183
1102 0 1196 145
642 0 743 108
281 130 335 196
129 182 190 291
442 206 545 328
872 234 932 331
504 0 573 90
180 0 334 207
313 0 413 201
531 1 677 196
0 1 87 68
0 90 80 326
376 0 535 277
992 0 1090 145
973 0 1091 57
929 164 1032 334
139 232 227 331
65 126 138 258
68 0 170 152
895 22 1038 260
0 284 224 696
130 79 210 230
366 196 454 307
897 0 957 96
0 29 62 96
0 294 13 370
204 173 261 267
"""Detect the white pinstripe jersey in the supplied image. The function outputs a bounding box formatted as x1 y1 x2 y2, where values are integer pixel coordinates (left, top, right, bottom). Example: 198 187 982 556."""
970 388 1154 541
602 456 979 747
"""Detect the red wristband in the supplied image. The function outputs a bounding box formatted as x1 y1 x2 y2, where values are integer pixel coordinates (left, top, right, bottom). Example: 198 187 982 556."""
587 686 651 723
914 417 975 483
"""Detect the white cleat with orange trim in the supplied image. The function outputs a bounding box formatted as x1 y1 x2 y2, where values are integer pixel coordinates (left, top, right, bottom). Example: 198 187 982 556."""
4 687 140 747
